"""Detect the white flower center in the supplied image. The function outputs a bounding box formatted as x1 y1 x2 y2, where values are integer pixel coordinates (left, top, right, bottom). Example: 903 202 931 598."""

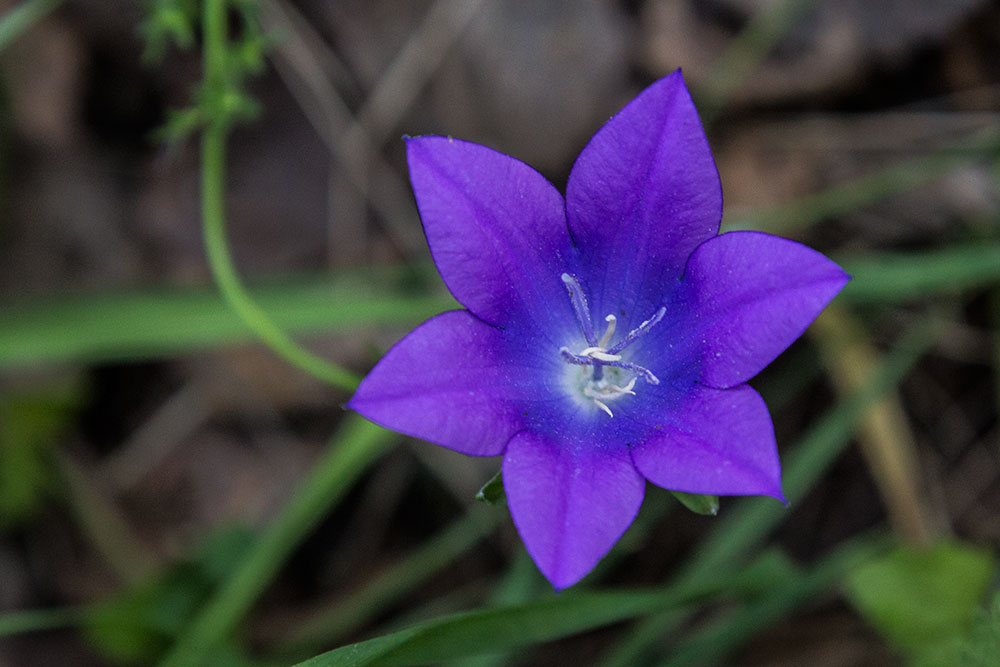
559 273 665 418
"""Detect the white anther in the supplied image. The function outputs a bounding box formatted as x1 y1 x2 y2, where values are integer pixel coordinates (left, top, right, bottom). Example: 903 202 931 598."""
593 398 614 418
584 376 636 402
597 314 617 348
609 377 637 395
580 347 622 362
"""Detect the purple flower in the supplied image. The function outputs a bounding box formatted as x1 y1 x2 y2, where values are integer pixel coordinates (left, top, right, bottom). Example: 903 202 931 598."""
347 71 848 590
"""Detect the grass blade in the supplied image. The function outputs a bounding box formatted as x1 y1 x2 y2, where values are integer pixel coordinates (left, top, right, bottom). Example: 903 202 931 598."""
0 278 454 370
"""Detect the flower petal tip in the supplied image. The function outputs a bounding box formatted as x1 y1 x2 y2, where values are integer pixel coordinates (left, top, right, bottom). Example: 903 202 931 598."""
548 571 585 592
343 311 524 457
759 482 789 506
565 66 723 320
404 134 572 329
504 433 644 591
681 232 854 388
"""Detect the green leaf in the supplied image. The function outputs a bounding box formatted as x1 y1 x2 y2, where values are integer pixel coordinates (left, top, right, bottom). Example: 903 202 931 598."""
951 591 1000 667
669 491 719 516
475 470 505 505
911 591 1000 667
140 0 199 62
297 588 711 667
845 540 997 654
0 606 84 637
294 553 799 667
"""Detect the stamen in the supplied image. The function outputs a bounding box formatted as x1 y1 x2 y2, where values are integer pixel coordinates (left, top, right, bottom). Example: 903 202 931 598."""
597 314 616 348
561 273 596 346
559 278 665 417
561 349 659 385
606 306 667 355
560 347 594 366
579 347 622 362
614 377 638 394
593 399 614 418
602 360 660 385
583 378 636 400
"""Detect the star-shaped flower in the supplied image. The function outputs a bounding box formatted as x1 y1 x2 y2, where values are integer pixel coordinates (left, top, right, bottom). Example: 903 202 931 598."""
348 71 849 590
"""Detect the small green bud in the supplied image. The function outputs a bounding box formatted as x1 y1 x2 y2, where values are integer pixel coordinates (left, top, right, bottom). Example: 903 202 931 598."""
670 490 720 516
475 470 505 505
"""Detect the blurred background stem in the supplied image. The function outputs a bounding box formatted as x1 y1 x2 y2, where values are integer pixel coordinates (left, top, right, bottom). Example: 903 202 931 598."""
811 306 937 546
0 0 64 52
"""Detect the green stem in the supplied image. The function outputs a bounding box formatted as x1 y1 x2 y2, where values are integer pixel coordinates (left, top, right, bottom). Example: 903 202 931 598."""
200 0 360 392
154 5 395 664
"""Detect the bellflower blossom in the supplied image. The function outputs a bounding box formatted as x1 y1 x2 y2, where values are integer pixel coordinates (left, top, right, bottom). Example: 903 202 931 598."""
348 71 849 590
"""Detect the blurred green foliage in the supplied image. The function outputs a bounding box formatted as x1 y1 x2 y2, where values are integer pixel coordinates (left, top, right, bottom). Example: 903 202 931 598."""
0 378 84 527
140 0 198 61
931 591 1000 667
846 541 997 661
84 524 254 665
146 0 268 143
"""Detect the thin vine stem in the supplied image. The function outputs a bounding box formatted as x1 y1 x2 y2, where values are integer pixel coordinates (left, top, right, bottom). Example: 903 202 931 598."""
152 6 389 666
200 0 361 392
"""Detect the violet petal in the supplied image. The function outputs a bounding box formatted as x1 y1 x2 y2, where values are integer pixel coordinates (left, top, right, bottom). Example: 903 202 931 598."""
347 311 532 457
406 136 576 331
503 432 645 589
679 231 850 389
631 384 784 500
565 70 721 329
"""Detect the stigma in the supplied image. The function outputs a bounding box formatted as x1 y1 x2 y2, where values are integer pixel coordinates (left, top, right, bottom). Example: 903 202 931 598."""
559 273 665 417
